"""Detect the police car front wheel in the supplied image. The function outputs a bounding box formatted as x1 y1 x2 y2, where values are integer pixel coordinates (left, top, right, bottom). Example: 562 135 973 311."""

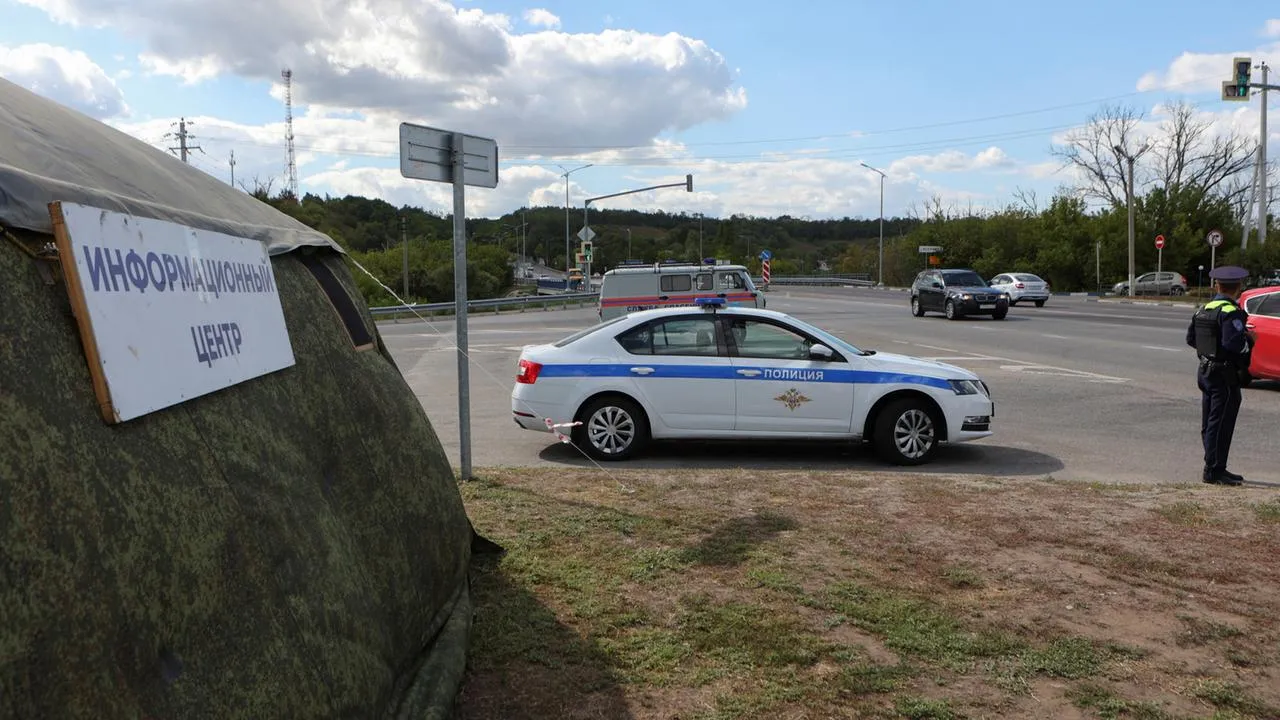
574 395 649 461
873 397 940 465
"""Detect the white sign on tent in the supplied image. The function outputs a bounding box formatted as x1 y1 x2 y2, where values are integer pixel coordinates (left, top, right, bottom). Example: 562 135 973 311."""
50 201 296 423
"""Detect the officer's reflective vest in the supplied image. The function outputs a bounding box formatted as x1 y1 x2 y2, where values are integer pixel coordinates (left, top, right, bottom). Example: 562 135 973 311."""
1192 299 1238 360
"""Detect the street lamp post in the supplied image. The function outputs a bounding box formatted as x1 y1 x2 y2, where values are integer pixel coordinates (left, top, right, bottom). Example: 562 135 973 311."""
860 162 886 286
625 228 632 259
557 163 592 275
1113 143 1151 298
583 175 695 279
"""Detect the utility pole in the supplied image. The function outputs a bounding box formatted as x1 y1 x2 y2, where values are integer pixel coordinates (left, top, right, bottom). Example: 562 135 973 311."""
401 215 409 299
1259 62 1269 246
1223 56 1278 247
557 164 592 274
1114 143 1151 297
626 228 632 259
229 150 236 187
861 162 887 286
166 117 201 163
698 213 703 259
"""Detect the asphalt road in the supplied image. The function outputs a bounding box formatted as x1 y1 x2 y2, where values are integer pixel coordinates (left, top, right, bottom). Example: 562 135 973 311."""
380 288 1280 486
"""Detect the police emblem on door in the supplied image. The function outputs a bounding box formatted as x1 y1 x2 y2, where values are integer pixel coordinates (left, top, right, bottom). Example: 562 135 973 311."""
774 388 811 411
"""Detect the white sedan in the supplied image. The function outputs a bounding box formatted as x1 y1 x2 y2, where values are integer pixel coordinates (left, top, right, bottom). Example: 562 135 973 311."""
988 272 1050 306
510 300 995 465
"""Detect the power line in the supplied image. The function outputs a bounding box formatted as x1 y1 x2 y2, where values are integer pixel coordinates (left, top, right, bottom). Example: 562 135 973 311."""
273 71 1232 152
186 95 1226 169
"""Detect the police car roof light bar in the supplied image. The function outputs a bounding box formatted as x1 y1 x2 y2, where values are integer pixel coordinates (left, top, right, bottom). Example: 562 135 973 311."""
695 297 726 308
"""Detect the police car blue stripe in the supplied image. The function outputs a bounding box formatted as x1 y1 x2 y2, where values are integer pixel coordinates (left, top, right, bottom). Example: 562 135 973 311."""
536 363 953 390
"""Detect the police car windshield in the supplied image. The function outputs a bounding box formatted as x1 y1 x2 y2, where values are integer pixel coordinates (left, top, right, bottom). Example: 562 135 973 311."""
783 316 865 356
941 270 986 287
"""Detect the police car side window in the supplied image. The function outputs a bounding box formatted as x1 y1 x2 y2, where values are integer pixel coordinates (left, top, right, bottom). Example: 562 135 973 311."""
661 274 693 292
696 273 714 291
730 319 810 360
616 318 720 356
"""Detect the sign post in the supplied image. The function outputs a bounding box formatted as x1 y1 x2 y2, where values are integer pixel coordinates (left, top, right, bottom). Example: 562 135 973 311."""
1206 229 1223 272
400 122 499 480
1155 234 1165 275
759 249 772 287
918 245 943 269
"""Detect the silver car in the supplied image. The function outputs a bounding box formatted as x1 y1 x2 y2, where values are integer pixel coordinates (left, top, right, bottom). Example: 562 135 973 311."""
1112 271 1187 296
989 272 1050 307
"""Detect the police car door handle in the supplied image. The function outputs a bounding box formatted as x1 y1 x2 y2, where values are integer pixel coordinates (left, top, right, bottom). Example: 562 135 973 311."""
629 366 655 375
736 369 762 377
1246 322 1256 330
657 295 669 300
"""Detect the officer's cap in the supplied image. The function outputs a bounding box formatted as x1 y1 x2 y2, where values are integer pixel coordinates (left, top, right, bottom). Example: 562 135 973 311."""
1209 265 1249 282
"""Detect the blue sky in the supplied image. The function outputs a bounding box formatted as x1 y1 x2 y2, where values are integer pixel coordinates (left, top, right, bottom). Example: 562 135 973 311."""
2 0 1278 222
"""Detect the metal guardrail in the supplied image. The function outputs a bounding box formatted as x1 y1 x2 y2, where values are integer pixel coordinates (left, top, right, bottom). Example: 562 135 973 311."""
753 274 876 287
369 292 599 317
368 275 874 317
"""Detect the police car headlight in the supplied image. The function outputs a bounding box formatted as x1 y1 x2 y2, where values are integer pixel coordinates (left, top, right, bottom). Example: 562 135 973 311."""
948 379 984 395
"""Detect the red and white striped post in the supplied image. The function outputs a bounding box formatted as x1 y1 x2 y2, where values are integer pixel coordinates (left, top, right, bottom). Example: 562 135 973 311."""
761 258 771 285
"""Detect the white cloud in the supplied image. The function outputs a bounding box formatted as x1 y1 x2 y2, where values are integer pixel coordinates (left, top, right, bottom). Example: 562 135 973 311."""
522 8 560 29
0 42 127 119
15 0 747 154
1136 19 1280 93
887 146 1013 177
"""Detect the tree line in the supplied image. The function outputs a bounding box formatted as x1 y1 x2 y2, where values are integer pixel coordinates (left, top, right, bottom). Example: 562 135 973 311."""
247 99 1277 305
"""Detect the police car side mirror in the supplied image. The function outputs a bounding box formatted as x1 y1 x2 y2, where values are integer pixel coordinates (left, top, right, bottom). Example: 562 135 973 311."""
809 343 835 361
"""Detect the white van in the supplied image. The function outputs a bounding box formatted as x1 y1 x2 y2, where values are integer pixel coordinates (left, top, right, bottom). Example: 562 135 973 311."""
596 260 764 320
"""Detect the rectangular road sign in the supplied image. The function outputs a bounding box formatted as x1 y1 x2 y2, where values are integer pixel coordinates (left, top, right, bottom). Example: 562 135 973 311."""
399 122 499 188
918 245 943 254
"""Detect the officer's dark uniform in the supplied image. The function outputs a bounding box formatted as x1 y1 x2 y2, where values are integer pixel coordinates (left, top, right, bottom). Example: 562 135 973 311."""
1184 266 1252 485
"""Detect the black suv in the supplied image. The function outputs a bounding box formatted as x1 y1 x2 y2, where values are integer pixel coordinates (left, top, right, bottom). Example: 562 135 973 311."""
910 268 1010 320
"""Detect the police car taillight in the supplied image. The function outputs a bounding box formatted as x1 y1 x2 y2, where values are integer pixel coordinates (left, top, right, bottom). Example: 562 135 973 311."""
516 358 542 384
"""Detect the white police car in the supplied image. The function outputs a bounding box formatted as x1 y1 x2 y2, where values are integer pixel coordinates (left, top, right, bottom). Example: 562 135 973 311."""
510 298 995 465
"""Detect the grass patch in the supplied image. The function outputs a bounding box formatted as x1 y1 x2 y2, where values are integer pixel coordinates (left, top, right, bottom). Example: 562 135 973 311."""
1067 682 1173 719
455 468 1280 719
1252 500 1280 524
1191 679 1279 717
1176 615 1244 647
941 564 985 589
1155 501 1214 526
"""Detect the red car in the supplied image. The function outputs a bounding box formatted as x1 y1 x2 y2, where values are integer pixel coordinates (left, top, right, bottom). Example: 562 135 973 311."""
1241 285 1280 387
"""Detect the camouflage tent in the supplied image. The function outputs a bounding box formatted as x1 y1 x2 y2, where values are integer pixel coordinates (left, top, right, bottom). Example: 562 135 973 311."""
0 77 489 718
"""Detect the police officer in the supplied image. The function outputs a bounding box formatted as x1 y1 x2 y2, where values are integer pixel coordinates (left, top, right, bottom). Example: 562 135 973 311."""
1185 266 1255 485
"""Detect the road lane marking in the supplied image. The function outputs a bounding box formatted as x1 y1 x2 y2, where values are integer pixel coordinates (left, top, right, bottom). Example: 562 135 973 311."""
1142 345 1181 353
1042 333 1071 339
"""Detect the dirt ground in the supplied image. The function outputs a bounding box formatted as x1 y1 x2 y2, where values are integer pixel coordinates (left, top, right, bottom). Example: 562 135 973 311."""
456 468 1280 719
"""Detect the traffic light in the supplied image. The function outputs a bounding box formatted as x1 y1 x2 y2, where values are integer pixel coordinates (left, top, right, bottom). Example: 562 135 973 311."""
580 240 592 260
686 174 693 192
1223 57 1252 101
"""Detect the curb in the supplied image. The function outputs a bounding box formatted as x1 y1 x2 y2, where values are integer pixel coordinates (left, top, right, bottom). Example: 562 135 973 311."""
1089 298 1193 308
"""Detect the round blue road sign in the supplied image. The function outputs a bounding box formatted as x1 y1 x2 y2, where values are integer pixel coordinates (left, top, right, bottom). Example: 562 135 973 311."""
759 249 772 261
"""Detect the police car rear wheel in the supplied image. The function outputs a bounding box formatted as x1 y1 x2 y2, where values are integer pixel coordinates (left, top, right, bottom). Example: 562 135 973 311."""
873 398 939 465
574 396 648 461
